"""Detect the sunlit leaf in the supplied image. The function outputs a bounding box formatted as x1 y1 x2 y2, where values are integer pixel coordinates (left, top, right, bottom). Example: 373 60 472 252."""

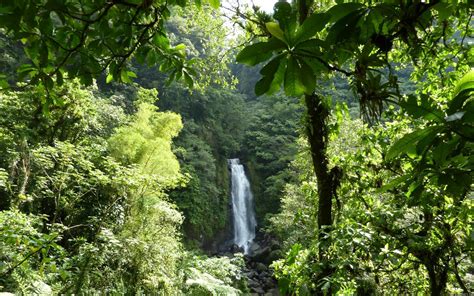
453 70 474 96
236 38 286 66
284 56 306 97
266 22 286 42
208 0 220 9
106 73 114 83
295 13 330 43
386 126 443 161
255 55 287 96
326 3 365 22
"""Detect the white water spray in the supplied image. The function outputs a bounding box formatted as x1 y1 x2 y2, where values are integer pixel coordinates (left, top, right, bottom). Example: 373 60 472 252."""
229 158 256 254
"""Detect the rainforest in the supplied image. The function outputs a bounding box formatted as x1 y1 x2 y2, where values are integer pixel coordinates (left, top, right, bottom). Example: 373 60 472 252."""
0 0 472 295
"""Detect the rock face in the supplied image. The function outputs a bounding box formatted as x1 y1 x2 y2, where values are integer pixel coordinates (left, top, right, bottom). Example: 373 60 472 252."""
230 243 245 254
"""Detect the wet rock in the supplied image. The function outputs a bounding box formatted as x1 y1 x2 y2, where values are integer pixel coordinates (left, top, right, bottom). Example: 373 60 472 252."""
250 242 261 253
270 240 281 251
251 246 272 264
265 288 280 295
252 286 265 294
256 262 267 272
248 278 260 288
263 278 276 290
230 243 244 253
247 270 257 278
229 232 281 294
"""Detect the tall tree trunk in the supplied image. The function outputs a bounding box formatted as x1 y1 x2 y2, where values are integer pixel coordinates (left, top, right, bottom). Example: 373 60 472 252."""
426 263 448 296
304 94 333 231
298 1 340 293
304 93 339 294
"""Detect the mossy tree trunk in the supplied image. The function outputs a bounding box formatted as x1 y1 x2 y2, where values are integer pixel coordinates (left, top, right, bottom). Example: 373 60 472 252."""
297 0 341 293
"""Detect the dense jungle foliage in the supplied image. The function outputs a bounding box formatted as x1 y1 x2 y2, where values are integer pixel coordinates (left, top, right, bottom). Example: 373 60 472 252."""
0 0 472 295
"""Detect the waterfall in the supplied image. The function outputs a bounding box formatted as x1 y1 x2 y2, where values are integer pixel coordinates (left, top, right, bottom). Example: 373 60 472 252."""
229 158 256 254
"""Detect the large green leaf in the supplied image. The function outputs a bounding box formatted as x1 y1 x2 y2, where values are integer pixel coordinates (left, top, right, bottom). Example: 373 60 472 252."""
326 9 365 44
295 13 330 44
326 3 365 23
273 2 296 33
301 57 326 75
153 33 170 49
236 38 286 66
378 175 409 192
399 94 444 122
299 59 316 94
432 3 454 21
448 89 471 114
266 22 286 42
432 138 458 166
294 39 327 67
284 56 306 97
415 125 442 155
453 70 474 96
268 58 287 95
255 77 272 96
255 55 286 96
295 38 326 51
386 126 443 161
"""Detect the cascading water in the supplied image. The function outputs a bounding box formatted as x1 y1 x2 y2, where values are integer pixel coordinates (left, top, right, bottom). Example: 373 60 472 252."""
229 158 256 254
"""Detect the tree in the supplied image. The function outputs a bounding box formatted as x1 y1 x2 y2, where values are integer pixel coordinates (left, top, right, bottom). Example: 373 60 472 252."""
0 80 184 293
270 74 474 294
0 0 220 102
236 1 472 294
